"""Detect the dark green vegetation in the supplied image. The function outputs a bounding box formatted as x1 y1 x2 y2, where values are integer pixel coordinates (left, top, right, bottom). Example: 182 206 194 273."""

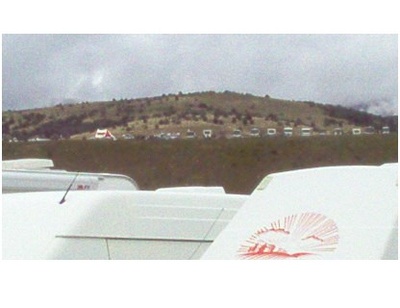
2 91 397 141
3 135 397 194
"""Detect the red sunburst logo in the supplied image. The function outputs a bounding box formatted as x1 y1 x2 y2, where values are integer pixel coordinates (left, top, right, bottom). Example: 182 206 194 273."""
237 212 339 259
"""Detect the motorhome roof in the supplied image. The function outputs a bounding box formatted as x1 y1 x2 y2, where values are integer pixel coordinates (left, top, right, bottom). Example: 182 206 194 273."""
202 164 398 260
2 190 248 259
2 169 139 193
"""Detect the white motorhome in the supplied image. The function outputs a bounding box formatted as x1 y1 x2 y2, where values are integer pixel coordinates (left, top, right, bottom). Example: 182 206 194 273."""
232 129 242 138
2 163 397 260
202 164 398 260
266 128 277 136
2 190 248 259
203 129 212 139
2 158 139 193
300 127 312 136
2 158 54 170
250 128 260 137
364 126 375 135
382 126 390 134
28 137 51 142
283 127 293 136
186 130 196 139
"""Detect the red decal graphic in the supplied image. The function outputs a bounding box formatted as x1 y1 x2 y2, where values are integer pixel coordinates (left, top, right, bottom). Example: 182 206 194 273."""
76 184 90 190
237 212 339 259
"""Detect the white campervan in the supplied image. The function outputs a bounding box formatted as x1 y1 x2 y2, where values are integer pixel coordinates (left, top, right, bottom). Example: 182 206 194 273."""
203 129 212 139
301 127 312 136
283 127 293 136
250 128 260 137
266 128 277 136
232 129 242 138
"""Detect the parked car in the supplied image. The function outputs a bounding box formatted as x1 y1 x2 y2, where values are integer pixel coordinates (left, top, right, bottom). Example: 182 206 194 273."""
364 126 375 135
333 128 344 136
186 130 196 139
122 134 135 140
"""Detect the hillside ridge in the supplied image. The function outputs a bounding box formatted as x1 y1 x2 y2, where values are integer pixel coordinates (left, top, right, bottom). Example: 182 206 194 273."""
2 91 397 141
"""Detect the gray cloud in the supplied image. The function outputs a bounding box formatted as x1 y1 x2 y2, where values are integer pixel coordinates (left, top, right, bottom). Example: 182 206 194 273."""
2 34 398 115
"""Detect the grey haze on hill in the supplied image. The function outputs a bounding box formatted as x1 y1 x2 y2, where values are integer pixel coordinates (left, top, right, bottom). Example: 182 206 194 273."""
2 34 398 115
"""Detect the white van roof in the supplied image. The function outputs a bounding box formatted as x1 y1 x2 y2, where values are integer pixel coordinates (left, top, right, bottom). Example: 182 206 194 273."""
2 158 54 170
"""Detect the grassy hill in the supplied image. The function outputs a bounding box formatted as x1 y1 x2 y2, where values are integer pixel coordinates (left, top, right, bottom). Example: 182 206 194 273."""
2 91 397 141
2 135 397 194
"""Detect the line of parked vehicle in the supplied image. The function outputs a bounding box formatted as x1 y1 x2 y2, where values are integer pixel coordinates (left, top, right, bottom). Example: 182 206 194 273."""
125 125 391 140
6 125 391 143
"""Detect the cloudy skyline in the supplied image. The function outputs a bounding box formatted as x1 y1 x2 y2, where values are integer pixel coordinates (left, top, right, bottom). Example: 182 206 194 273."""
2 34 398 115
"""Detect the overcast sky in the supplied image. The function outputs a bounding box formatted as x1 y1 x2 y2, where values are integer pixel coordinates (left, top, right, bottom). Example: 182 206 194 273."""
2 34 398 115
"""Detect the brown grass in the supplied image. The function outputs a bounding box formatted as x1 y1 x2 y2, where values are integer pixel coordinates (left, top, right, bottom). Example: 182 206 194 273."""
2 134 397 194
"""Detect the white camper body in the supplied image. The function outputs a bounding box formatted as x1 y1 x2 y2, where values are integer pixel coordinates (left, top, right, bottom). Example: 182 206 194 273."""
202 164 398 260
2 158 139 193
301 127 312 136
186 130 196 139
250 128 260 137
2 163 397 260
156 186 225 194
2 169 139 193
232 129 242 138
2 191 248 259
266 128 277 136
283 127 293 136
2 158 54 170
202 129 212 139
